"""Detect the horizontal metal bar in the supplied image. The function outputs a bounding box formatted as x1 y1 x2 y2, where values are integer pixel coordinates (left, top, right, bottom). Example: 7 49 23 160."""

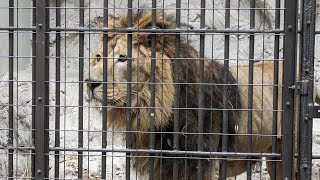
0 128 281 137
0 104 283 112
2 145 320 159
0 146 35 151
0 27 36 31
308 105 320 118
44 56 284 61
45 80 284 87
2 27 320 34
0 129 281 139
50 147 281 158
2 146 320 159
0 55 35 58
40 7 286 10
49 27 284 34
0 7 35 9
310 155 320 159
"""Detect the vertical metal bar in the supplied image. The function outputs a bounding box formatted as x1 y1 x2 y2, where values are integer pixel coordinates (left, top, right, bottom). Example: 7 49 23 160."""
299 0 316 179
54 0 61 179
184 0 191 178
281 0 298 178
149 1 157 179
247 1 255 179
197 1 205 180
101 0 109 179
126 0 133 179
8 0 14 179
45 1 50 178
173 0 181 179
209 1 217 178
87 0 92 176
63 2 67 178
31 0 37 178
15 0 19 176
35 0 49 179
78 0 85 178
271 0 281 179
220 0 230 179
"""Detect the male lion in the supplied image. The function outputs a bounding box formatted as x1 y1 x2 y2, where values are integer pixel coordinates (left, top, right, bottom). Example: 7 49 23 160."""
86 10 299 179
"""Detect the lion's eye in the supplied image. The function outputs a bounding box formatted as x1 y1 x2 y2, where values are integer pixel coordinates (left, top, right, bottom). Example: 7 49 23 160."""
96 54 101 62
118 54 127 62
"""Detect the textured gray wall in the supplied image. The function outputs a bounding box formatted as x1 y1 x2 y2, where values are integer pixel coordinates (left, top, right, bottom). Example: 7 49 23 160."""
0 0 33 77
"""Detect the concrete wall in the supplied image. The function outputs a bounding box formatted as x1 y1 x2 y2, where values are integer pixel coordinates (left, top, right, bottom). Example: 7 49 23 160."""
0 0 33 77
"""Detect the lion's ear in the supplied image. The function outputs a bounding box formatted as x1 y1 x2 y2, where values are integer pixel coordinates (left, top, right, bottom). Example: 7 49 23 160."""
98 15 119 28
134 11 175 47
144 27 172 48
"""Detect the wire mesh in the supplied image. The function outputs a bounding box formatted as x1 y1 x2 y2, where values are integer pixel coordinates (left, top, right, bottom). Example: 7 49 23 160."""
0 0 318 180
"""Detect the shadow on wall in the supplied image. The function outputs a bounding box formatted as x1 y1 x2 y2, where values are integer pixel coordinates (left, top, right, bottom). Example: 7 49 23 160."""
0 0 33 77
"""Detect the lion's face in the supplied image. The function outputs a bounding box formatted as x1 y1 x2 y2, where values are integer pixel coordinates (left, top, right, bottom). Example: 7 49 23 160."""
86 35 155 107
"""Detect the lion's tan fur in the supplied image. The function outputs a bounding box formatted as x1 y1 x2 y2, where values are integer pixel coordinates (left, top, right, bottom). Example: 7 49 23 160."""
230 62 283 152
227 62 284 177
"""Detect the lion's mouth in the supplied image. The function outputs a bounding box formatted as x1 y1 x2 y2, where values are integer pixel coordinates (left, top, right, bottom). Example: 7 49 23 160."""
107 99 124 106
87 91 124 106
85 83 125 107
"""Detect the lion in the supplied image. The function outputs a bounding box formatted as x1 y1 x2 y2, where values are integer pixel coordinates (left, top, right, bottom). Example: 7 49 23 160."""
85 10 303 179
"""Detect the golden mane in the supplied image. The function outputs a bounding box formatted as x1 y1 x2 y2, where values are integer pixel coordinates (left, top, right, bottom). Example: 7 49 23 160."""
87 10 241 179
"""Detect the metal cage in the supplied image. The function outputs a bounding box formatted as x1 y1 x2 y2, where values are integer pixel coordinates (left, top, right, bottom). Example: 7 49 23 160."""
0 0 318 179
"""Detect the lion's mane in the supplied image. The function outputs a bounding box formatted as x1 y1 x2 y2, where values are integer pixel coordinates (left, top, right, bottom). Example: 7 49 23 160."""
104 10 242 179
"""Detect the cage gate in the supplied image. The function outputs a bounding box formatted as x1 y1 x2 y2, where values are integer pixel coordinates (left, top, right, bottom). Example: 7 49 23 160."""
297 0 317 179
0 0 319 179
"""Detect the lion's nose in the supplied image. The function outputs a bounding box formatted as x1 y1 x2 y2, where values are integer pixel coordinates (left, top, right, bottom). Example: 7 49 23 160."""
85 78 102 90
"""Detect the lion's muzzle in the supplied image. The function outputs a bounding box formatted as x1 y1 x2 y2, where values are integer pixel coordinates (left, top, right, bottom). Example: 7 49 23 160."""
85 78 102 90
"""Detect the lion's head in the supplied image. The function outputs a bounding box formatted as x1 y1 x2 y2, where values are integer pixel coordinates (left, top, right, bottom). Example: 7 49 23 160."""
86 10 192 130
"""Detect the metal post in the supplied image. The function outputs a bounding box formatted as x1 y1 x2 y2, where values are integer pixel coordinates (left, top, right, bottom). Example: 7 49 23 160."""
173 0 181 179
149 0 157 179
8 0 14 179
31 0 37 177
101 0 109 179
246 1 255 179
281 0 298 179
197 0 205 179
35 0 49 179
78 0 85 178
126 0 133 179
299 0 316 179
54 0 61 179
271 0 281 179
220 0 230 178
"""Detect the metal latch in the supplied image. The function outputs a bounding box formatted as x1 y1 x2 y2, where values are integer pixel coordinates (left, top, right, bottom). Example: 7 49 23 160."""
296 81 308 95
308 105 320 119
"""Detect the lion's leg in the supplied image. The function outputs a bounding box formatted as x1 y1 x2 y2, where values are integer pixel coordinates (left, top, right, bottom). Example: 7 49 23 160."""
202 160 220 180
225 160 251 177
266 139 297 180
266 139 281 180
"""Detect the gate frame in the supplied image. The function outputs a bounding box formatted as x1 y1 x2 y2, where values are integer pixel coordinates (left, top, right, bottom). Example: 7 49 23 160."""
34 0 49 179
282 0 299 179
298 0 317 179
